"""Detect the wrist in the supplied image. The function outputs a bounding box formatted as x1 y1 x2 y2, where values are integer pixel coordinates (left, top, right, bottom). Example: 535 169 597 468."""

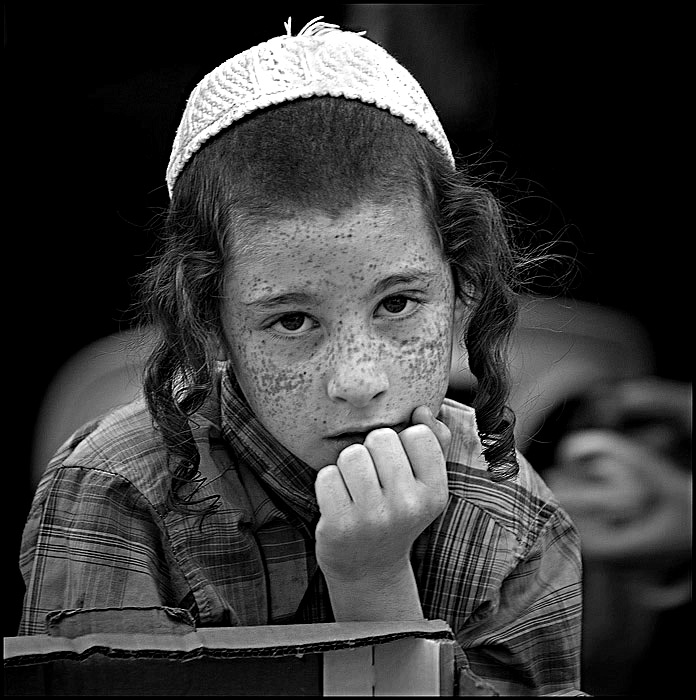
323 560 424 622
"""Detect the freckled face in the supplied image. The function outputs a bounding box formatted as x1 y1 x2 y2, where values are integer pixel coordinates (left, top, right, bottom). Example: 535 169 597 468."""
221 199 457 471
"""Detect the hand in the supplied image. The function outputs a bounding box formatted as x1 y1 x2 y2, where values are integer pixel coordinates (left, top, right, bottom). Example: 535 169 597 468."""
314 406 451 585
547 429 692 563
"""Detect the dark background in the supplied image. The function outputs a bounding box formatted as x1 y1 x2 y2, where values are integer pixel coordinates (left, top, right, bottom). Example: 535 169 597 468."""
5 0 689 673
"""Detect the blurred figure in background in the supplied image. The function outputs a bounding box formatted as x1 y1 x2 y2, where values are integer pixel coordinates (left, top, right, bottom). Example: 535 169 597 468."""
534 377 692 695
350 5 692 693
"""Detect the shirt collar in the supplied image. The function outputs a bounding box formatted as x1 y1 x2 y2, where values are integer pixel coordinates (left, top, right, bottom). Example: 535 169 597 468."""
215 363 320 526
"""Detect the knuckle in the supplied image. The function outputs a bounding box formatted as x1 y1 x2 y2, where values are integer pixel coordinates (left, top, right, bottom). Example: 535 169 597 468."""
434 489 450 512
337 443 370 467
399 423 434 448
437 421 452 443
316 463 338 481
403 423 432 438
359 514 385 536
317 514 353 541
393 489 428 521
315 465 338 492
363 427 398 449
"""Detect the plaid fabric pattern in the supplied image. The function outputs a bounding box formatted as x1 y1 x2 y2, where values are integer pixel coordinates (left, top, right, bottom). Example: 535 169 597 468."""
19 364 582 694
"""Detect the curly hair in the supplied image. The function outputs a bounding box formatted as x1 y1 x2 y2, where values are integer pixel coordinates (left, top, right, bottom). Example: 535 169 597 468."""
137 96 524 513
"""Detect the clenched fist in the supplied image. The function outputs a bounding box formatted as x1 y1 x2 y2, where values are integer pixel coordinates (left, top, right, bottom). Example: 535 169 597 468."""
314 406 451 595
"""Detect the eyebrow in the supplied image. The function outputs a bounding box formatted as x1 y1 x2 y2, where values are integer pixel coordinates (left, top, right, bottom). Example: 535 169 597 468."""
371 271 439 297
243 270 440 309
244 291 318 309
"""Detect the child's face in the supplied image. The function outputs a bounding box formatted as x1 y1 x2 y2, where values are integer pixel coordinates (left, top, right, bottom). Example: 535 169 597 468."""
221 198 458 471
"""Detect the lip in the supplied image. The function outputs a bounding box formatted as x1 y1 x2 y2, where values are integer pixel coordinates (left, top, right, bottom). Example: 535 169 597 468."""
328 422 408 440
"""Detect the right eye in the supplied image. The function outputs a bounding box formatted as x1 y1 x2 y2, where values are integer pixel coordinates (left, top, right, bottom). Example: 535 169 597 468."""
269 313 317 336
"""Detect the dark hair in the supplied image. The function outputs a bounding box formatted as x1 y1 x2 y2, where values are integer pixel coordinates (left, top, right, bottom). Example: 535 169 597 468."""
138 96 523 513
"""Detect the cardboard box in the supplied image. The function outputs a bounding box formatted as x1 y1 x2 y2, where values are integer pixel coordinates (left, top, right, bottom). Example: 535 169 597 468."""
4 619 455 696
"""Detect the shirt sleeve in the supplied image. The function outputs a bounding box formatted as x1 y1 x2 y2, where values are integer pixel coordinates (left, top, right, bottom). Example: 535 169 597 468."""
18 464 191 635
453 504 584 695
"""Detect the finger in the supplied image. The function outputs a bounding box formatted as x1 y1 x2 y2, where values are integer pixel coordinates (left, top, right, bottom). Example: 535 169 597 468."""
398 423 448 492
335 443 383 503
315 464 353 515
410 405 452 456
362 427 413 491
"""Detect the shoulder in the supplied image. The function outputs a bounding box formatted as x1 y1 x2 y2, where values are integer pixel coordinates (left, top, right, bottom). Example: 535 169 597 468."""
32 398 171 515
438 398 569 548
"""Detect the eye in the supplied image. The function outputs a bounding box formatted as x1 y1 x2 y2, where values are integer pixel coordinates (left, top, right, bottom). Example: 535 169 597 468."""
269 312 317 336
376 294 419 317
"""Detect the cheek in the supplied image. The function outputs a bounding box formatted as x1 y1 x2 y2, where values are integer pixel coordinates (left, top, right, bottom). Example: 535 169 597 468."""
399 313 453 388
229 334 320 418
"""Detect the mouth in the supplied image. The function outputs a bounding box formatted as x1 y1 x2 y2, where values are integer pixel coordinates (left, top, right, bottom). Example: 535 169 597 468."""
327 422 409 443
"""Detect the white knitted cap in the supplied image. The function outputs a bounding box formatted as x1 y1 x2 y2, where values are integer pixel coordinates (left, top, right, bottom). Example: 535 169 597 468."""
166 17 455 197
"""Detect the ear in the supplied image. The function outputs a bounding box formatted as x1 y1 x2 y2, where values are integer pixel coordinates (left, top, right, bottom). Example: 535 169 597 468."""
213 334 230 361
450 295 475 387
450 295 470 366
453 293 471 331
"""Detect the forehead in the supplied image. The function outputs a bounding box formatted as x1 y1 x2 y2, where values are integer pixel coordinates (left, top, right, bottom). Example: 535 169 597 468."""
227 199 446 294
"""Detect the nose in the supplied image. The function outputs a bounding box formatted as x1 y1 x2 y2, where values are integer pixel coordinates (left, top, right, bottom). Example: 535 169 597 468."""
326 350 389 408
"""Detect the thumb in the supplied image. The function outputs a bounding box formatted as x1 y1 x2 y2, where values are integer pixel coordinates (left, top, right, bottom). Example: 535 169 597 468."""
411 405 452 457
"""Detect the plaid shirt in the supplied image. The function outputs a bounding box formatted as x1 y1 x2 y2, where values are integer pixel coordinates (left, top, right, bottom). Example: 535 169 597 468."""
19 365 583 695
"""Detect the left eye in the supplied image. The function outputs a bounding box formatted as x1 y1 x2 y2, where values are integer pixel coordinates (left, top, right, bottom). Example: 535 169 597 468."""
378 295 417 316
270 313 316 335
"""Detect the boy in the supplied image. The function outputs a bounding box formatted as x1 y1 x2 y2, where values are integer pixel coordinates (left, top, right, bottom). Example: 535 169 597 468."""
20 17 583 695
